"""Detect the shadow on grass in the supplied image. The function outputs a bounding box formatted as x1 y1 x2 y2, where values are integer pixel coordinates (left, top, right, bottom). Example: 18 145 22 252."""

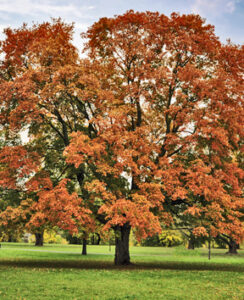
0 259 243 272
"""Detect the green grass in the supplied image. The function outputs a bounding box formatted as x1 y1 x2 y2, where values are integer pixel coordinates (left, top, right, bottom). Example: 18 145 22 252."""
0 243 243 299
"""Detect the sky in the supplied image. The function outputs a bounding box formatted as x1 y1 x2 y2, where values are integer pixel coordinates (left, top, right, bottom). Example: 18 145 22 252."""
0 0 243 51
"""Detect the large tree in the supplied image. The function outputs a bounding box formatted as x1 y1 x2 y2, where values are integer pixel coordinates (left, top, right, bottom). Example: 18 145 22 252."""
0 12 243 265
67 11 244 264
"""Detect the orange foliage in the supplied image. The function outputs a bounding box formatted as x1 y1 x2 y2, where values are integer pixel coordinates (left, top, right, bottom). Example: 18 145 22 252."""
28 179 94 234
0 12 243 244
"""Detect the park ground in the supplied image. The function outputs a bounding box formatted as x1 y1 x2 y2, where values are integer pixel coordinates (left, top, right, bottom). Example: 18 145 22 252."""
0 243 243 300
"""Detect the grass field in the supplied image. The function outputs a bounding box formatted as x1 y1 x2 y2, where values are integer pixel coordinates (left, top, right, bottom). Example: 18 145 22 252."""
0 243 243 300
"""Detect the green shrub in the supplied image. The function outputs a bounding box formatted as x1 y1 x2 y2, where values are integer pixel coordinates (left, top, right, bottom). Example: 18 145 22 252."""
140 235 160 246
140 231 183 247
159 230 183 247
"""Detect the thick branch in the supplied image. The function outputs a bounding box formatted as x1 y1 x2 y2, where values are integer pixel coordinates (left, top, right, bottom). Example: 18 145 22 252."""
53 109 69 146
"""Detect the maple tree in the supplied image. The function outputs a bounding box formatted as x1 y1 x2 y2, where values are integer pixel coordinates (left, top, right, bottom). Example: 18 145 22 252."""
0 12 243 265
0 126 25 242
0 20 95 249
69 11 244 264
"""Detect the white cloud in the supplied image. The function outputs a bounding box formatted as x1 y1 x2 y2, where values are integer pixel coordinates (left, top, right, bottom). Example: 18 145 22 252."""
0 0 94 51
191 0 240 16
73 23 90 52
0 0 95 19
75 23 89 30
0 24 11 39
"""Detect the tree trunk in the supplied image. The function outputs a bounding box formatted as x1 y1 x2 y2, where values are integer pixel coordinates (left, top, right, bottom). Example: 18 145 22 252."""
227 239 238 254
187 235 195 250
91 234 95 245
35 232 44 246
114 224 131 265
95 233 101 245
82 238 87 255
208 238 211 260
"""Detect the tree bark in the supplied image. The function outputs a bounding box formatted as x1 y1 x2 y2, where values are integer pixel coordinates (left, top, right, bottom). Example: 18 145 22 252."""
91 234 95 245
227 239 238 254
114 224 131 265
35 232 44 246
187 235 195 250
82 238 87 255
95 233 101 245
208 238 211 260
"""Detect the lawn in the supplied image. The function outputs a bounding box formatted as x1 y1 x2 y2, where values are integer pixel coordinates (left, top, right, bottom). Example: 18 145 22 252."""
0 243 243 300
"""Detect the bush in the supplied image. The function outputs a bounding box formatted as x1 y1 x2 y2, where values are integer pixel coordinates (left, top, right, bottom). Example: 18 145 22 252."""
44 230 67 244
159 230 183 247
140 231 183 247
0 231 22 243
65 233 83 245
140 235 160 246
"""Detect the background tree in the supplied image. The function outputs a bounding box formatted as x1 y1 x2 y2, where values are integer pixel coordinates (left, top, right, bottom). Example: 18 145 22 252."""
0 20 95 250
